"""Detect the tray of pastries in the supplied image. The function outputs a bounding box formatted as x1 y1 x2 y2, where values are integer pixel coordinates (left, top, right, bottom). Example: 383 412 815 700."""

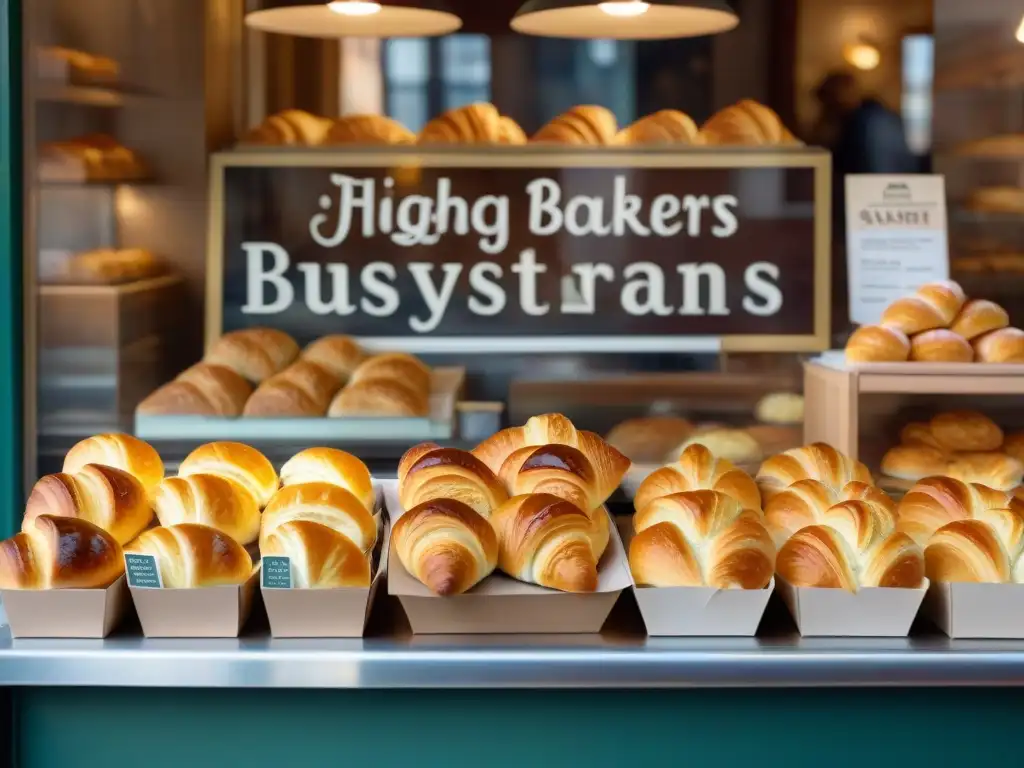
39 134 147 183
39 248 167 286
36 46 119 87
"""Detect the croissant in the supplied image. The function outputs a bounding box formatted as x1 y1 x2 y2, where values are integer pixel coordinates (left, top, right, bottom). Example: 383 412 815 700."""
533 105 619 145
498 116 527 145
204 328 300 384
137 363 253 417
178 441 279 508
419 103 523 144
498 443 611 511
618 110 700 145
490 494 603 593
348 353 431 392
764 479 895 547
755 443 871 502
630 490 774 589
152 475 261 546
897 476 1024 545
280 447 375 512
241 109 331 146
124 523 253 588
634 444 761 514
328 378 430 418
924 507 1024 583
324 114 415 145
777 500 924 591
242 360 342 417
262 520 371 589
398 443 507 519
0 515 123 589
391 498 498 595
63 433 164 492
23 464 152 545
300 335 366 382
700 100 799 146
260 482 377 554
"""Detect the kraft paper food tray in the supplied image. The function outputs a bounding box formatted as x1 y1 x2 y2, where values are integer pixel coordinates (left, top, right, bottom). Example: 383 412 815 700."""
134 366 464 442
812 351 1024 376
383 481 631 634
617 520 773 636
923 582 1024 639
776 576 929 637
0 575 128 639
128 567 259 638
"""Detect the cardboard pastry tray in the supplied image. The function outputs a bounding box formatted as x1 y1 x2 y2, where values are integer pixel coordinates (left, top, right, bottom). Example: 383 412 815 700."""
134 366 464 441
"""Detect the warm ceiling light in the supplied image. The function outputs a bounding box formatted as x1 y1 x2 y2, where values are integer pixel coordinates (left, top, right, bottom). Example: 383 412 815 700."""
844 41 880 71
245 1 461 38
1016 14 1024 44
512 0 738 40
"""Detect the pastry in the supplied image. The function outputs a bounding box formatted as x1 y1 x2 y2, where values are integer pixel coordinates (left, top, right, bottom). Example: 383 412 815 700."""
398 443 507 519
419 103 524 144
899 422 943 450
533 105 619 145
23 464 151 545
0 515 123 590
262 520 371 589
62 433 164 492
947 452 1024 491
137 363 253 418
348 353 431 392
497 443 608 512
152 475 262 546
951 299 1010 341
1003 432 1024 463
498 116 528 145
755 443 871 502
57 247 164 285
124 523 252 588
764 479 895 548
634 443 761 513
324 114 415 145
39 134 145 182
776 499 924 591
630 490 775 589
300 335 366 382
924 507 1024 583
967 186 1024 213
617 110 700 145
279 447 375 512
605 416 694 464
879 444 948 483
490 494 604 593
328 378 430 418
241 109 331 146
845 325 911 363
930 411 1003 452
896 476 1024 546
242 360 342 417
204 328 300 384
674 428 764 465
178 441 278 508
755 392 804 425
260 482 377 554
881 281 966 335
700 100 799 146
391 498 498 595
974 327 1024 363
909 329 973 362
38 46 120 84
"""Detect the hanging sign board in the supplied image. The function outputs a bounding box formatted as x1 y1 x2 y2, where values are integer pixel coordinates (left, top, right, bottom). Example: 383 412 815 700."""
207 148 831 353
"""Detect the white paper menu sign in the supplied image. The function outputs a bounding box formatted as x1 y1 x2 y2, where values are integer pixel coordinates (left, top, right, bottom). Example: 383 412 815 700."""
846 175 949 326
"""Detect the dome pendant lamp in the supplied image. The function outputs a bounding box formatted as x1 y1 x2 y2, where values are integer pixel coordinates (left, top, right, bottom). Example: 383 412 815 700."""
511 0 738 39
245 0 462 39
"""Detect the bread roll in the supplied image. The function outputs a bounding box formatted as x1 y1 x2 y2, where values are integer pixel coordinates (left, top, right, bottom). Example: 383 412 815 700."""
179 442 278 508
947 452 1024 491
605 416 694 464
280 447 375 512
925 507 1024 583
764 479 895 548
900 422 943 450
1003 431 1024 463
241 109 331 146
635 443 761 513
419 103 521 144
260 482 377 554
882 281 966 334
618 110 700 145
974 327 1024 363
909 329 973 362
533 105 619 145
391 498 498 595
398 443 507 519
951 299 1010 341
262 520 371 589
63 433 164 492
152 475 262 546
243 360 342 417
23 464 151 545
124 523 252 588
204 328 300 384
630 490 774 588
930 411 1003 452
755 392 804 425
348 353 431 392
880 444 948 483
0 515 123 590
137 364 253 418
756 443 871 501
700 100 797 145
300 335 366 382
328 378 430 417
896 475 1024 546
845 325 911 363
324 114 415 145
675 428 764 465
497 443 608 512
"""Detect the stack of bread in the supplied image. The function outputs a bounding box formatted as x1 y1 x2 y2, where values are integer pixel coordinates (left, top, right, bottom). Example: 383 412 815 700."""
392 413 630 595
845 280 1024 363
43 248 165 286
880 411 1024 492
37 45 119 85
39 134 146 183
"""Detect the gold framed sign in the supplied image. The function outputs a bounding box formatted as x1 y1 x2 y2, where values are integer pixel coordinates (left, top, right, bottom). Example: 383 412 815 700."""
206 147 831 353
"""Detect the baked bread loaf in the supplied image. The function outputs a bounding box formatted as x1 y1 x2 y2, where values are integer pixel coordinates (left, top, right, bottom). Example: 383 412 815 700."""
124 523 252 588
776 499 924 590
497 443 609 512
137 364 253 418
39 134 145 182
630 490 774 588
533 105 619 145
490 494 604 593
178 441 278 508
881 281 966 334
300 335 366 382
635 443 761 514
324 114 415 145
951 299 1010 341
63 433 164 492
348 353 431 392
755 392 804 425
845 325 910 363
152 475 261 546
675 428 764 465
391 498 498 595
1003 431 1024 463
756 443 871 501
896 475 1024 545
880 444 948 483
23 464 151 545
398 443 507 519
974 327 1024 363
930 411 1003 452
605 416 694 464
241 109 331 146
924 507 1024 583
262 520 371 588
900 422 943 449
204 328 300 384
53 247 164 285
280 447 375 512
764 479 895 547
0 515 123 590
947 452 1024 491
242 360 342 418
260 482 377 554
700 100 798 146
38 46 119 84
909 329 973 362
419 103 525 144
328 378 430 417
618 110 700 145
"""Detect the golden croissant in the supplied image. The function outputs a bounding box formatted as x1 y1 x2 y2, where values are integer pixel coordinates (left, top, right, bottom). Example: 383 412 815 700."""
755 443 871 502
137 363 253 418
261 482 377 555
419 103 525 144
533 105 618 145
896 476 1024 546
764 479 895 547
0 515 124 589
398 442 507 519
635 444 761 514
152 475 262 546
618 110 700 145
700 100 800 146
262 520 371 589
280 447 375 512
324 114 415 145
204 327 300 384
498 443 605 512
63 433 164 492
925 507 1024 583
178 441 279 508
124 523 253 589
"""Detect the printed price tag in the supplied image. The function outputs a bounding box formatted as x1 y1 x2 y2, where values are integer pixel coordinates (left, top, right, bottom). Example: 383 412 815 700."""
124 553 162 589
262 556 293 589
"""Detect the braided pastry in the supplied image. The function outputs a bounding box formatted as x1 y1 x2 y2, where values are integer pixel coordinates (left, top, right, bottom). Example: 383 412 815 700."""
925 507 1024 583
896 476 1024 546
398 442 507 519
755 443 871 501
634 444 761 514
764 479 895 547
498 443 606 512
0 515 123 589
261 482 377 554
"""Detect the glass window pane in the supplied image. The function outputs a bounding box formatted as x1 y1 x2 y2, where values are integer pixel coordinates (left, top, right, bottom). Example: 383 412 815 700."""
385 38 429 85
441 35 491 85
388 87 430 133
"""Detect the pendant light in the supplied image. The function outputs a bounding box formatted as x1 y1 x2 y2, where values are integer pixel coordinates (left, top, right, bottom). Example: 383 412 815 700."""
511 0 738 39
245 0 462 39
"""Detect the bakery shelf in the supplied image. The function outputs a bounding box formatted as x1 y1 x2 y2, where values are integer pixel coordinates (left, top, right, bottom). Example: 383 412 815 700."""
35 83 124 107
953 209 1024 224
